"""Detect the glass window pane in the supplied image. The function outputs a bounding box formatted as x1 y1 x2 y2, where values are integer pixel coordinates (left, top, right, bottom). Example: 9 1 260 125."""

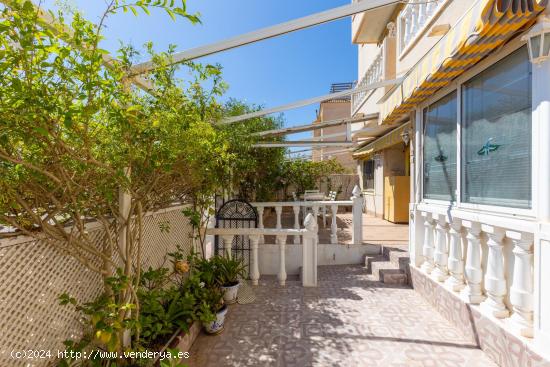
423 91 457 201
461 46 532 209
363 159 375 191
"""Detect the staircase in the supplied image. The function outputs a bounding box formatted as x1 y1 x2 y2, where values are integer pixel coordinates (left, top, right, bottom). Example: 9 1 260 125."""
365 245 410 285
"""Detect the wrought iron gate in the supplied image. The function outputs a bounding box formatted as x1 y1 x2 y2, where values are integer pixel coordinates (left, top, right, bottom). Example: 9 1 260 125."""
215 199 258 276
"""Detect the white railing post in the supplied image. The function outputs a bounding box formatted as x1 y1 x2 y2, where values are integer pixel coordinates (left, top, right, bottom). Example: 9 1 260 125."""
480 226 509 318
509 232 535 337
249 234 261 286
302 213 318 287
293 205 301 244
221 235 233 260
277 234 287 286
257 206 265 245
420 212 435 274
275 205 283 245
330 204 338 244
445 218 465 292
351 185 363 245
460 221 485 304
431 215 449 282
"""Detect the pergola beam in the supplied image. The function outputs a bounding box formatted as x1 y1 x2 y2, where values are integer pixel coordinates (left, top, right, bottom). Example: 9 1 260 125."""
254 114 378 137
129 0 398 76
254 141 354 148
1 0 155 92
223 78 401 124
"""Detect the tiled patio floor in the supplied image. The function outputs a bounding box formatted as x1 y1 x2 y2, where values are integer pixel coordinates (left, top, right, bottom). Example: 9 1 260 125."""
188 264 496 367
263 212 409 246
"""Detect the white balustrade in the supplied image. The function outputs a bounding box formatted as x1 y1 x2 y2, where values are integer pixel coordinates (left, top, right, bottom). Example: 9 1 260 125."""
508 232 535 337
480 226 509 318
251 185 364 246
352 49 383 114
205 224 317 288
415 205 538 340
249 234 260 286
461 221 485 304
420 212 435 274
399 0 444 53
445 218 465 292
431 215 449 282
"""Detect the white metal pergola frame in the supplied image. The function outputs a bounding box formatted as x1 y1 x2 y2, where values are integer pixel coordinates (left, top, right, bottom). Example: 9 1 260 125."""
7 0 403 147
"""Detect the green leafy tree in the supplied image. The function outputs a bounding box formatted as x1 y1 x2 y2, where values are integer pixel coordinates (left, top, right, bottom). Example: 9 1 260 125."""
0 0 228 353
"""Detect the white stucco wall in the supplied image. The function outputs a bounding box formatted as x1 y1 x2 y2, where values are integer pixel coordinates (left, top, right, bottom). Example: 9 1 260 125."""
258 243 379 275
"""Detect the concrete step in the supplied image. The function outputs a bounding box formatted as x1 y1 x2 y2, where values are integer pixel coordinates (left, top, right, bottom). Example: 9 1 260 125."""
368 259 409 285
364 254 386 274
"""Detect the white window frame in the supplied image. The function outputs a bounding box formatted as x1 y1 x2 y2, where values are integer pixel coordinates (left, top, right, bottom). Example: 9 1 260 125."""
418 37 536 218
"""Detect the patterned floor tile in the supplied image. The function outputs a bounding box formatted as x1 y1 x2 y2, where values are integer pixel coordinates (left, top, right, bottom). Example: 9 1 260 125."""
187 265 497 367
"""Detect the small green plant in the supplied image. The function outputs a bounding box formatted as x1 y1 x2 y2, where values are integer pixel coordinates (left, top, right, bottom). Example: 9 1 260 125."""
216 256 246 286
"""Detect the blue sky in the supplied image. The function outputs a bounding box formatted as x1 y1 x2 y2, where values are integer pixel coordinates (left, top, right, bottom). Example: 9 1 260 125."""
44 0 357 146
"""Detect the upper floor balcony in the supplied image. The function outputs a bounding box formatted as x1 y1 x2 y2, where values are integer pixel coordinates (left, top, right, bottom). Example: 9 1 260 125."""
351 47 383 116
398 0 450 58
351 0 400 44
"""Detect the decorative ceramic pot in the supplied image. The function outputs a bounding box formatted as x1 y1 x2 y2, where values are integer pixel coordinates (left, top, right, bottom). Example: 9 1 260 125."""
220 281 240 305
203 304 228 335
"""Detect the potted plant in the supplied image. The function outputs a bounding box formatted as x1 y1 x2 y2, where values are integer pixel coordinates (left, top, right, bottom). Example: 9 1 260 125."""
197 286 227 334
216 256 247 304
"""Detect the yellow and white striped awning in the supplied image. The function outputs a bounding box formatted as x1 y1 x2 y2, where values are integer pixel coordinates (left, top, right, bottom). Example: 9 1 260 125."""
353 122 411 159
380 0 546 125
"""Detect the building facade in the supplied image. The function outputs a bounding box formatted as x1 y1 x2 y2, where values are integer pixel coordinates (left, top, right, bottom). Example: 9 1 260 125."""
352 0 550 363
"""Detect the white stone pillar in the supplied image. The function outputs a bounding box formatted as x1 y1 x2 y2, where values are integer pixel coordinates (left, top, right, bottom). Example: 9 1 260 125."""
221 235 233 260
420 212 436 274
508 231 534 337
330 204 338 244
480 225 509 318
445 218 465 292
431 215 449 282
460 221 485 304
293 205 301 244
277 234 287 286
249 234 260 286
302 213 318 287
351 185 363 245
257 206 265 245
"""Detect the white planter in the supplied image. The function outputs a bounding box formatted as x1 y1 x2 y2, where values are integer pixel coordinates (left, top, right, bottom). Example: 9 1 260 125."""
203 305 228 335
221 282 240 305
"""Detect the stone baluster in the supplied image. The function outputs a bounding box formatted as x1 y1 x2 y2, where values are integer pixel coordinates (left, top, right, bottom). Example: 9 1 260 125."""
249 235 260 286
508 232 535 337
480 226 509 318
421 212 436 274
418 2 426 25
302 213 319 287
275 206 283 245
221 235 233 260
431 215 449 282
277 234 288 286
257 206 265 245
330 204 338 244
460 222 485 304
293 205 301 244
445 218 465 292
312 205 319 219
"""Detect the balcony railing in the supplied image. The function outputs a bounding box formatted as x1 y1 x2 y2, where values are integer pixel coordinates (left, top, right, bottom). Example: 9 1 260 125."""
351 49 383 115
399 0 446 55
